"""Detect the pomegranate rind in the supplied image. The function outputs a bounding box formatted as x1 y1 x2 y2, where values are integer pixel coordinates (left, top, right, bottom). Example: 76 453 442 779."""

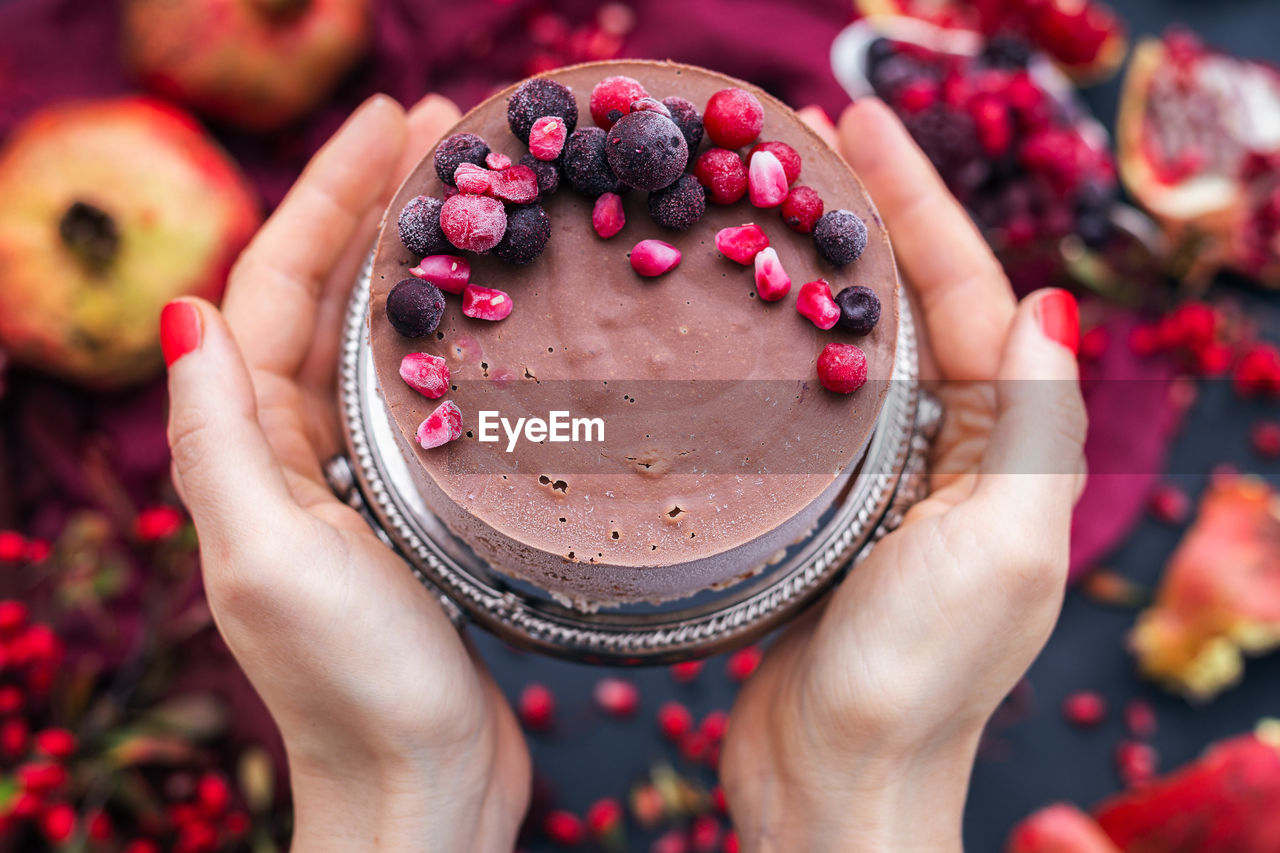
1005 804 1120 853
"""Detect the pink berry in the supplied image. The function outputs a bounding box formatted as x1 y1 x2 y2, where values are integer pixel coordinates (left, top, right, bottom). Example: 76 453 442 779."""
796 279 840 330
416 401 463 450
780 186 824 234
630 239 681 277
586 798 624 839
1251 420 1280 457
409 254 470 294
657 701 693 741
816 342 868 394
1115 741 1158 787
453 162 492 195
703 87 764 149
590 75 649 129
399 353 450 399
1061 691 1106 728
748 150 789 207
489 164 540 204
594 677 639 716
629 97 671 117
485 151 512 170
592 192 626 238
670 660 703 683
714 223 769 264
1147 483 1190 524
700 710 728 741
693 148 748 205
749 141 801 184
519 683 555 730
462 284 513 321
1124 699 1158 739
439 194 507 252
726 645 762 682
544 811 585 846
753 247 791 301
528 116 568 160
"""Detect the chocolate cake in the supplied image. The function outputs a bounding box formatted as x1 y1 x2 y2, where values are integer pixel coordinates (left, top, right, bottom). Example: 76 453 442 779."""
369 61 900 608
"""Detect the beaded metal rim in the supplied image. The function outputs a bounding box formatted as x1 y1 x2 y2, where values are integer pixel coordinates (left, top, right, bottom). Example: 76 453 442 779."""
330 255 934 664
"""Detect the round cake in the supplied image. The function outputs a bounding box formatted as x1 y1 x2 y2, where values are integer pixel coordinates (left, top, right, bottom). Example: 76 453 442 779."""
369 61 900 608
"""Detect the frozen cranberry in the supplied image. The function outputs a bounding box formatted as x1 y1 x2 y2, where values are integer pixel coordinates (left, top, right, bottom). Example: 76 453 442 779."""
693 148 748 205
703 87 764 149
399 353 450 399
439 194 507 252
528 115 569 161
797 279 840 330
592 192 626 238
780 186 823 234
749 141 801 184
485 151 512 170
747 150 788 207
453 162 492 195
753 247 791 301
490 164 540 204
816 342 868 394
410 254 470 294
462 284 514 321
416 401 463 450
714 223 769 264
590 75 648 129
630 239 681 277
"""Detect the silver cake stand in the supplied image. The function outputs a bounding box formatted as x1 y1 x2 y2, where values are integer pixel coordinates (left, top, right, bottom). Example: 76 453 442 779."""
326 258 941 665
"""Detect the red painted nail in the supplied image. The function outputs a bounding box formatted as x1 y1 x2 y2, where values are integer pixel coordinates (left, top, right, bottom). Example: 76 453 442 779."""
160 301 201 366
1038 289 1079 355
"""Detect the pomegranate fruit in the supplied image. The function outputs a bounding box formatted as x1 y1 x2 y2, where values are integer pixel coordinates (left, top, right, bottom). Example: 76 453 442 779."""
0 98 260 388
122 0 371 132
1117 30 1280 288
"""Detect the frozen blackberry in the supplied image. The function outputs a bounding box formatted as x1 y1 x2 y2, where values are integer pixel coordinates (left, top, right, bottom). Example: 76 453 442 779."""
834 285 881 334
520 153 561 198
563 127 623 196
662 96 704 168
813 210 868 266
647 173 705 231
386 278 446 338
605 111 688 191
507 78 578 143
434 133 491 187
398 196 449 258
492 204 552 265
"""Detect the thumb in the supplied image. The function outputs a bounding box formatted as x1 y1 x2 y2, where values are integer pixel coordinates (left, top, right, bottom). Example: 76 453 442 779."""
163 298 293 553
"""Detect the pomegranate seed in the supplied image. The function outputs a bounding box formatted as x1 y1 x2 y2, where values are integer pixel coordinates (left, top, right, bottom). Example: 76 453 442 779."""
1251 420 1280 457
19 762 67 794
691 814 722 853
714 224 769 264
0 600 29 635
585 797 623 838
134 506 183 541
1197 343 1233 375
410 254 470 294
490 164 540 204
519 683 555 731
0 685 24 715
1079 325 1110 361
971 95 1013 157
39 803 76 843
10 791 41 820
544 810 585 846
399 353 450 399
703 87 764 149
590 75 648 129
196 773 231 816
681 731 712 762
653 828 690 853
748 150 788 208
670 660 703 683
816 343 868 394
726 645 762 682
796 279 840 330
440 194 507 252
657 701 693 741
700 710 729 741
753 247 791 301
1147 483 1190 524
1 718 27 760
1061 691 1106 728
594 677 639 717
1124 699 1158 739
453 162 492 195
723 830 741 853
462 284 514 321
748 141 801 185
1128 324 1161 356
485 152 512 170
711 786 727 813
1115 740 1158 787
630 240 681 277
415 401 463 450
0 532 28 562
529 116 569 160
694 148 748 205
33 728 76 760
592 192 626 239
1234 343 1280 397
87 809 113 841
124 842 161 853
780 186 823 234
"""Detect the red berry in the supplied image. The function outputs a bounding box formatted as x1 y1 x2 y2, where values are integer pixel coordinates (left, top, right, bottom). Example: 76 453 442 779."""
490 164 540 204
410 254 471 294
693 148 748 205
780 186 823 234
124 842 161 853
87 808 114 841
590 75 648 129
1061 691 1106 728
39 803 76 843
748 141 801 184
753 247 791 302
681 731 712 762
657 701 693 741
453 162 492 195
670 660 703 683
796 279 840 330
1128 324 1161 356
519 683 555 731
1124 699 1158 739
23 540 50 562
440 194 507 252
653 828 690 853
544 809 585 846
971 95 1013 157
1251 420 1280 457
723 829 741 853
0 685 23 715
691 814 722 853
592 192 626 239
711 786 727 813
726 645 762 682
10 791 41 820
1147 483 1190 524
704 87 764 149
415 401 464 450
1115 740 1158 787
462 284 514 321
1079 325 1110 361
196 773 231 816
700 710 729 741
816 343 868 394
529 116 569 160
593 677 639 717
747 150 788 208
399 353 450 400
1234 343 1280 397
630 240 681 277
134 506 184 542
0 600 29 635
485 151 512 170
19 761 67 794
0 532 26 562
714 224 769 265
33 728 76 760
897 78 939 113
585 798 623 838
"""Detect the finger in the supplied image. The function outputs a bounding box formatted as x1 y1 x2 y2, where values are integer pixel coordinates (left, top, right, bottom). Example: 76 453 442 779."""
837 98 1014 381
396 93 464 188
797 105 838 149
223 94 408 378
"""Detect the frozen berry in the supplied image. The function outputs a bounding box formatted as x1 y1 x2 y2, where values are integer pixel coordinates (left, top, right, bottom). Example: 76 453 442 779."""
658 701 693 741
648 173 705 231
816 342 868 394
629 97 670 118
386 278 445 337
749 141 800 184
563 127 622 196
704 87 764 149
453 162 492 195
409 254 470 294
434 133 491 186
398 196 449 258
715 223 769 264
529 116 569 160
605 111 688 191
490 164 540 204
780 186 824 233
520 153 561 197
593 192 625 238
594 677 639 716
462 284 514 321
630 240 681 277
694 148 748 205
663 96 704 167
519 683 555 730
813 209 868 265
399 353 450 399
507 78 577 143
590 75 648 129
1062 691 1107 728
492 204 551 264
747 150 788 207
797 279 840 330
753 247 791 301
416 400 463 449
834 286 881 335
485 151 512 170
440 194 507 252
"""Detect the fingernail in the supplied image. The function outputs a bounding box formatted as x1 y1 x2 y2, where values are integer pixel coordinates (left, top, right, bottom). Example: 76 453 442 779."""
161 301 202 367
1037 289 1079 355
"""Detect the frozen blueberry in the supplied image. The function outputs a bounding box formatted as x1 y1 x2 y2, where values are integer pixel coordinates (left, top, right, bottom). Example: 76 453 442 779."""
520 152 561 198
507 78 578 143
647 173 705 231
398 196 449 258
813 209 868 266
434 133 491 187
834 286 881 335
605 111 688 191
662 96 704 168
563 127 623 196
386 278 445 337
492 204 552 265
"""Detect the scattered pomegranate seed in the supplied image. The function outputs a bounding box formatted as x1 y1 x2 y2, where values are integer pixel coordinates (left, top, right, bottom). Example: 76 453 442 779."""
529 116 569 160
723 830 741 853
1147 483 1190 524
630 783 665 828
700 710 729 741
711 786 727 813
39 803 76 844
1061 691 1106 728
1115 740 1158 787
630 240 681 277
196 773 231 816
453 162 492 195
462 284 514 321
714 224 769 264
726 645 762 682
19 761 67 793
653 828 690 853
594 677 640 717
416 401 464 450
410 254 471 294
670 660 703 683
490 164 541 204
399 353 451 400
796 279 840 330
592 192 626 239
519 683 556 731
586 797 623 839
753 247 791 301
1251 420 1280 457
485 151 512 170
439 194 507 252
0 531 25 562
0 685 23 716
694 148 749 205
816 342 869 394
690 814 722 852
33 729 75 760
1234 343 1280 397
0 600 29 635
681 731 712 763
590 75 649 129
9 791 40 820
780 186 823 234
748 141 801 185
134 506 183 542
657 701 693 741
1124 699 1158 739
1079 325 1110 361
748 150 789 208
87 808 113 842
703 87 764 149
544 809 585 846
